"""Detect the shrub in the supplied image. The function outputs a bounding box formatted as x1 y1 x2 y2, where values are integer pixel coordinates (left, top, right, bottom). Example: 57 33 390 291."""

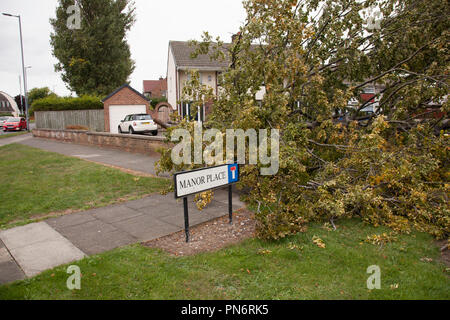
32 95 103 112
149 97 168 109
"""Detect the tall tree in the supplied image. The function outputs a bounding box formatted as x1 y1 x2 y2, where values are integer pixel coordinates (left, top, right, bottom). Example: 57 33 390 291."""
50 0 136 96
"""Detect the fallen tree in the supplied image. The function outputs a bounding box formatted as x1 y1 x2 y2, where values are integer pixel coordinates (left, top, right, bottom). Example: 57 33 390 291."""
157 0 449 239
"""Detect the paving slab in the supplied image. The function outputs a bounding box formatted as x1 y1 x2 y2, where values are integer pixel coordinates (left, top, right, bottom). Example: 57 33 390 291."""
0 222 86 277
46 211 97 229
50 213 139 256
124 194 177 211
92 205 144 224
111 214 181 242
0 257 26 285
61 229 137 256
0 240 26 285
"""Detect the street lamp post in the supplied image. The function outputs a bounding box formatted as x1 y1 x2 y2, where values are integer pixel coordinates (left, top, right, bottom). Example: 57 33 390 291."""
3 13 30 131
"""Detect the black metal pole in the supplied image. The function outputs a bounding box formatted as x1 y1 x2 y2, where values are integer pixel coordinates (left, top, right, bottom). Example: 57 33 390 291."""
183 197 190 243
228 185 233 224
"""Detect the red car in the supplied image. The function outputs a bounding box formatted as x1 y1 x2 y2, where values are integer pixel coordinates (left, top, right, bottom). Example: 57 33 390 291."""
3 117 27 132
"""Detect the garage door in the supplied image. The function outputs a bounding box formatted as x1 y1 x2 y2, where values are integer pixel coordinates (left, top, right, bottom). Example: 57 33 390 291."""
109 105 147 134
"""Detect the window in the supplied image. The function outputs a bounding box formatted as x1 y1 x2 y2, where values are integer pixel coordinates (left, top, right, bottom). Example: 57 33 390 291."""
363 85 375 94
135 114 152 121
208 75 212 82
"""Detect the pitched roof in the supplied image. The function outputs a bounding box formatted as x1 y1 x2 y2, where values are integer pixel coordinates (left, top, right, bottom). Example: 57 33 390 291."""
169 41 231 70
143 79 167 94
102 84 148 102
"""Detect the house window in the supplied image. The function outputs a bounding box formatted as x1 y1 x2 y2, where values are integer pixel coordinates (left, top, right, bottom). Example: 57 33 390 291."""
208 75 212 82
363 85 375 94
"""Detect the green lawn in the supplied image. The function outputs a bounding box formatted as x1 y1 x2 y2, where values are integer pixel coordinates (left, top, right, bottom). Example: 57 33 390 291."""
0 144 170 228
0 131 29 140
1 219 448 300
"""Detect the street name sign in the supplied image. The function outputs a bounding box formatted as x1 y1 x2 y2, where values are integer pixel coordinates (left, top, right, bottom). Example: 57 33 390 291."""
173 164 240 243
174 164 239 199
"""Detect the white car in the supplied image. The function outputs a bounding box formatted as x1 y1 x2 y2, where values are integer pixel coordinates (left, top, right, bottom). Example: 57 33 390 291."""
118 114 158 135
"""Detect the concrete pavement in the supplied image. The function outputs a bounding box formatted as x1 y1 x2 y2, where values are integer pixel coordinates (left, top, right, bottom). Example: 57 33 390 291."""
0 239 25 285
0 133 33 147
0 222 85 277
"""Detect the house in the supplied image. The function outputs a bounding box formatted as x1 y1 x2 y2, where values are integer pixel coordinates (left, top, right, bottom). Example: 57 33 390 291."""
167 40 230 121
166 39 384 120
347 83 384 114
143 78 167 99
0 91 20 116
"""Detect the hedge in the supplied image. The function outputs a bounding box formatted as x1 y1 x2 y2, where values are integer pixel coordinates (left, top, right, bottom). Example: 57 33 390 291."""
31 96 103 112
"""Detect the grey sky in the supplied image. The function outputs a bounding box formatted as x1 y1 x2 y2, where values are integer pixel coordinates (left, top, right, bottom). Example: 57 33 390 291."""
0 0 246 97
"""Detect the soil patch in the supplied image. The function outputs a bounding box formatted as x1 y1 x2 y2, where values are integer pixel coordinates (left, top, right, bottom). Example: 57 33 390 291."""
144 209 255 256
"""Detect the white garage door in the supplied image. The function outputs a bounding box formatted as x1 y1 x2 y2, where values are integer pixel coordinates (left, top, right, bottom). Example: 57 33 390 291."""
109 105 147 134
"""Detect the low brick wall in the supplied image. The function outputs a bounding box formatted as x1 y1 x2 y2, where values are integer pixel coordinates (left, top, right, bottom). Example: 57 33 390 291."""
32 129 170 156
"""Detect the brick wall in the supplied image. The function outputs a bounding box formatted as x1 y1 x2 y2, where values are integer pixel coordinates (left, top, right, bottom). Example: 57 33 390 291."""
32 129 171 157
103 86 156 133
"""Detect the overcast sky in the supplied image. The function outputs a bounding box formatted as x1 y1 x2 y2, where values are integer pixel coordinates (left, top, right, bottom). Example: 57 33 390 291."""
0 0 246 97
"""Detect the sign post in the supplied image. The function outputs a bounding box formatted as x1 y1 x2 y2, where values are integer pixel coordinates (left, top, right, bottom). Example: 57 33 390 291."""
174 164 240 242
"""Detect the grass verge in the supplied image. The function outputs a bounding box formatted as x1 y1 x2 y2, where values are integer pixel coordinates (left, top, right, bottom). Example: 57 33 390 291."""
0 219 448 300
0 144 170 228
0 132 29 140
